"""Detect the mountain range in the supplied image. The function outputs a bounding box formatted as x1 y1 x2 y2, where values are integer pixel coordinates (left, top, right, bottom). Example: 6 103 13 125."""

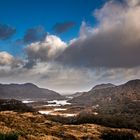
70 79 140 114
0 83 64 101
0 79 140 111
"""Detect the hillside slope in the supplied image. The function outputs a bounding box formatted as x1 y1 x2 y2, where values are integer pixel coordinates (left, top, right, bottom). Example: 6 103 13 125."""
70 79 140 114
0 83 64 101
0 111 139 140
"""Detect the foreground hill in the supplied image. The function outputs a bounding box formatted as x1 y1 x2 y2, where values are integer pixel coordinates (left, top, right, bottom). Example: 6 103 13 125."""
70 79 140 114
0 111 139 140
0 83 64 101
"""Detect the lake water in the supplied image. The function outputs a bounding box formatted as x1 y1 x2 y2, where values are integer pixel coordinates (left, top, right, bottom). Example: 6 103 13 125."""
22 99 76 116
22 100 35 103
39 110 76 117
54 108 67 111
46 100 71 106
22 99 71 106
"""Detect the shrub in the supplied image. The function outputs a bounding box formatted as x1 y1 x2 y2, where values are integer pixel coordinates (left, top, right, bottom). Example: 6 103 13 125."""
0 132 18 140
46 112 140 131
101 130 135 140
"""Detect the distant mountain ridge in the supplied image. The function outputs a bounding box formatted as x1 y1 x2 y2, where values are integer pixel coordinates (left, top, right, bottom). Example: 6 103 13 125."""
71 83 116 98
91 83 115 91
71 92 85 98
70 79 140 110
0 83 64 101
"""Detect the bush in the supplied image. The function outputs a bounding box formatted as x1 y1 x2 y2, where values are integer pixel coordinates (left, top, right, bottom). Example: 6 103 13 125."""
46 112 140 131
0 132 18 140
101 130 135 140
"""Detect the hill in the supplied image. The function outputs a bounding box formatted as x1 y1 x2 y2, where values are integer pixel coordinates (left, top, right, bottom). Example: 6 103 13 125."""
71 84 115 98
91 83 115 91
69 79 140 114
0 111 139 140
0 83 64 101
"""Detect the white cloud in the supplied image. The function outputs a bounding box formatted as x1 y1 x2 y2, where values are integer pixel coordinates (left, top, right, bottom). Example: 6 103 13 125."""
1 60 140 94
126 0 140 7
26 35 67 63
0 52 14 65
1 0 140 94
79 21 96 39
0 51 22 67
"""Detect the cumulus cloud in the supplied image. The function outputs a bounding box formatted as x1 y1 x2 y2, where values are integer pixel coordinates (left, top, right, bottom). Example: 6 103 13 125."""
1 60 140 94
126 0 140 7
25 35 67 67
23 26 47 43
1 0 140 93
57 0 140 68
53 22 75 34
0 51 22 67
0 24 16 40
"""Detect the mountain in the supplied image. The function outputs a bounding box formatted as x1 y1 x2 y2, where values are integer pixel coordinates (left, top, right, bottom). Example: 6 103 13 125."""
71 84 115 98
69 79 140 114
0 83 64 101
91 83 115 91
71 92 85 98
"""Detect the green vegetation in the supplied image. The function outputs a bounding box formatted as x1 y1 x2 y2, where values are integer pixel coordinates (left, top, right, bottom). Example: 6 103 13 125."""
101 130 135 140
0 99 35 113
0 132 18 140
46 112 140 131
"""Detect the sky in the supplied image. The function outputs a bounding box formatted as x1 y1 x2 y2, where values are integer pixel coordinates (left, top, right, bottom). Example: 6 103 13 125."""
0 0 140 94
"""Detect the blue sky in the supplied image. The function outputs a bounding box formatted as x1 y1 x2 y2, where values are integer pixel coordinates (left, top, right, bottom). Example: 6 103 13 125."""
0 0 139 93
0 0 105 55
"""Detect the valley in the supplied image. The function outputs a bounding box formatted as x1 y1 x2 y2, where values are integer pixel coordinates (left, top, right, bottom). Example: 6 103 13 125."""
1 0 140 139
0 79 140 139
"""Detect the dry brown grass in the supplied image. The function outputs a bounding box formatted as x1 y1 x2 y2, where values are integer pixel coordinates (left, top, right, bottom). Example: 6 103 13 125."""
0 111 139 140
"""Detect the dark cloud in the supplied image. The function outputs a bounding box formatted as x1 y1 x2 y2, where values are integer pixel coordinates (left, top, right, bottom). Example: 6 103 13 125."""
58 29 140 68
57 1 140 69
0 24 16 40
23 26 47 43
53 22 75 34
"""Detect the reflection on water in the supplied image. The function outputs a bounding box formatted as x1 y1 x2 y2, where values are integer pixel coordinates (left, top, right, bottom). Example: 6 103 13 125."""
54 108 67 111
39 107 76 117
39 110 53 115
39 110 76 117
22 99 71 106
22 100 34 103
47 100 71 106
22 99 75 116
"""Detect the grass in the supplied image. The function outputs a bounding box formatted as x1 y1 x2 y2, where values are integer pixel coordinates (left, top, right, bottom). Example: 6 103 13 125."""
0 111 139 140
